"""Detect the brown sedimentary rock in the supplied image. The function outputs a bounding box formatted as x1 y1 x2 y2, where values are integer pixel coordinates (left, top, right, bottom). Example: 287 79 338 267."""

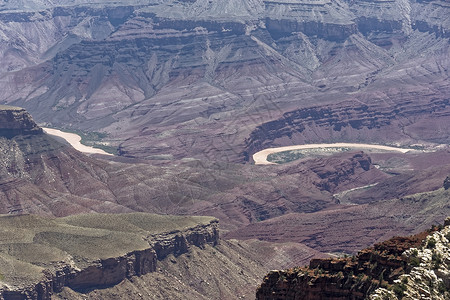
256 230 435 300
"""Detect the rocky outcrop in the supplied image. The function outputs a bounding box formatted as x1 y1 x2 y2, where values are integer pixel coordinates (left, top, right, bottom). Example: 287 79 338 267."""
0 214 219 300
370 218 450 299
0 105 42 138
2 249 157 299
444 176 450 190
256 227 439 300
308 152 376 193
150 222 219 260
265 18 357 42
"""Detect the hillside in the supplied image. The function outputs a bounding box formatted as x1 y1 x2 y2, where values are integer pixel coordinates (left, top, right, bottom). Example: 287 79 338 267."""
0 106 386 229
0 213 267 300
0 0 448 162
1 106 450 263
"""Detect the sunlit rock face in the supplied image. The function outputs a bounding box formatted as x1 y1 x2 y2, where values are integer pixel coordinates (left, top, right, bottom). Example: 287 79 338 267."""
370 218 450 300
0 0 449 162
256 218 450 300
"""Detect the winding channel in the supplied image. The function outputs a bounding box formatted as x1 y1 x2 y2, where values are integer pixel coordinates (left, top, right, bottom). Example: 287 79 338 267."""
43 128 113 156
252 143 413 165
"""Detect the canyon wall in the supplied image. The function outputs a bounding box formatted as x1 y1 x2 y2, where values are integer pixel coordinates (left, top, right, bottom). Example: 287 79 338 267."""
256 226 440 299
0 214 219 300
0 0 448 162
0 105 42 138
245 97 450 159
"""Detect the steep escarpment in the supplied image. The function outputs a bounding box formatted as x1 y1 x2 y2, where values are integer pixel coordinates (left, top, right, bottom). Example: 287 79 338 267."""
265 18 357 42
53 239 280 300
0 213 219 300
0 105 42 138
256 221 449 300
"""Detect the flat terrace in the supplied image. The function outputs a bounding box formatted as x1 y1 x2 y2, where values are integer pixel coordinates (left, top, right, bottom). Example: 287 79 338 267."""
0 213 216 289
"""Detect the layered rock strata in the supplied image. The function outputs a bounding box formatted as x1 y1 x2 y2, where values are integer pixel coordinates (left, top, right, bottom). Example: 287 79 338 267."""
0 0 448 162
256 219 450 300
0 105 42 138
255 230 432 299
0 107 388 232
0 213 219 300
370 218 450 300
246 98 450 159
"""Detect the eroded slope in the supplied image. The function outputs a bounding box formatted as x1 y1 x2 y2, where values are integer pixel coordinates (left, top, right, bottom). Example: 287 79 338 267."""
0 0 448 162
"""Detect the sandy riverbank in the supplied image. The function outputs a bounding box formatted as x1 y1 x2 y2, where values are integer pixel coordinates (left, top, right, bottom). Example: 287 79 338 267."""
252 143 412 165
43 128 113 156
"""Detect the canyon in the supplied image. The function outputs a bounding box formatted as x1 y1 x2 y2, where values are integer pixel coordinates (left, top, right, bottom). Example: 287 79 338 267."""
0 0 449 298
0 98 449 299
0 0 448 163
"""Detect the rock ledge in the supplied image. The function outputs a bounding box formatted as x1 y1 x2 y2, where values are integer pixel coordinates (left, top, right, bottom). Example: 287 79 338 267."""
0 106 42 138
0 213 219 300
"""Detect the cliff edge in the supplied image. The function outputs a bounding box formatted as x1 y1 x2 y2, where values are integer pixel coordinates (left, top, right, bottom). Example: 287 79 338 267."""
0 213 219 300
257 217 450 299
0 105 42 138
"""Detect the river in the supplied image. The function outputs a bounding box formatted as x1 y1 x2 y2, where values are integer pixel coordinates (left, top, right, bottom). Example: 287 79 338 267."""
252 143 412 165
43 128 113 156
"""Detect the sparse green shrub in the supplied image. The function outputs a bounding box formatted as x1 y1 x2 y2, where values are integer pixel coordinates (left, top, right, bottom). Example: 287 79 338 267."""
356 273 366 283
410 256 420 267
401 277 408 284
432 252 442 269
370 262 378 271
378 272 384 283
438 281 447 293
427 238 437 249
391 283 407 298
